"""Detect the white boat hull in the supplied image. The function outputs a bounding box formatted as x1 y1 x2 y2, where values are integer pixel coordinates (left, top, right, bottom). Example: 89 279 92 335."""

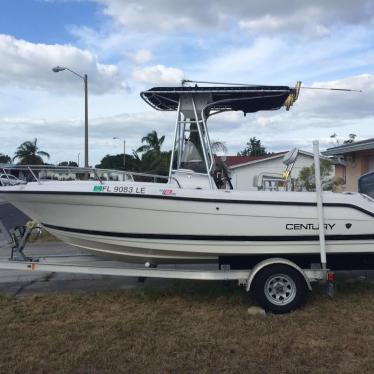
2 181 374 264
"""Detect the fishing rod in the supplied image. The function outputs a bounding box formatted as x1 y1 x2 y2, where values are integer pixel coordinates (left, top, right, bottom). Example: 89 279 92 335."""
181 79 363 92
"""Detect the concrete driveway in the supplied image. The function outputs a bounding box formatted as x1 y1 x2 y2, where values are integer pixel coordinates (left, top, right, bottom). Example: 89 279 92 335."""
0 240 193 296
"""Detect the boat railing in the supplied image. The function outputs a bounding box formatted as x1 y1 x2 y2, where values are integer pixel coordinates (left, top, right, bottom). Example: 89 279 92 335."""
0 165 182 188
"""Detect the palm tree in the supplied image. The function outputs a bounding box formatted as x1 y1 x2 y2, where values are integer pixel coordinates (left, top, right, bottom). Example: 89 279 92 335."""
132 150 161 174
136 130 165 155
13 138 50 165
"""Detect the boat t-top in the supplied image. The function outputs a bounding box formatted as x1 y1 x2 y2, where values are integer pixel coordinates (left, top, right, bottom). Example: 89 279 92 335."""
2 80 374 312
1 82 374 267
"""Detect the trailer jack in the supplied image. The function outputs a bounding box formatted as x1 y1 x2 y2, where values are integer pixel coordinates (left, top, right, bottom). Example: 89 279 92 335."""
9 220 41 262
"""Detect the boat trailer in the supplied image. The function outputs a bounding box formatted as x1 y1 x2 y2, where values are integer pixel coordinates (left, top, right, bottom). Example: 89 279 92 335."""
0 141 336 313
0 217 333 313
0 219 325 282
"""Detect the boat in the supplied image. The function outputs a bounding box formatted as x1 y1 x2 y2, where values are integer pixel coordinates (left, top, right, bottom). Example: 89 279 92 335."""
1 82 374 268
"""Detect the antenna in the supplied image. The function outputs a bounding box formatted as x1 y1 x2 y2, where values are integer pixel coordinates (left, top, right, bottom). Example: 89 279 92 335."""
301 86 362 93
182 79 257 87
181 79 363 92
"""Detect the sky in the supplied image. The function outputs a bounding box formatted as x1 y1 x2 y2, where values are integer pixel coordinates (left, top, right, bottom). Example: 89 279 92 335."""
0 0 374 166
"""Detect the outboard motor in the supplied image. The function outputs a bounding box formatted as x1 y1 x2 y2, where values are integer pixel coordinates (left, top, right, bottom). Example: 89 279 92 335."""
358 171 374 198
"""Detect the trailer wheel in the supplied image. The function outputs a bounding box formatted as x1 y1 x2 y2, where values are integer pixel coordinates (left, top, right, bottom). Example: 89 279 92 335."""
252 264 308 314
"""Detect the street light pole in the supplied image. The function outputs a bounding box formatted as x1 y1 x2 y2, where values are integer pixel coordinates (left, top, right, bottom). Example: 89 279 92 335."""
113 137 126 170
52 66 89 168
84 74 88 168
123 140 126 170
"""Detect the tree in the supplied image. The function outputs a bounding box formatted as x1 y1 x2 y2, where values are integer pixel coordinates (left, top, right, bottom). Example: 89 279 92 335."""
158 151 172 175
134 130 171 175
0 153 11 164
97 131 170 175
132 151 162 174
295 159 343 192
96 151 171 176
330 133 338 145
58 161 78 167
96 153 138 171
237 137 267 156
13 138 50 165
343 134 357 144
330 133 357 145
136 130 165 155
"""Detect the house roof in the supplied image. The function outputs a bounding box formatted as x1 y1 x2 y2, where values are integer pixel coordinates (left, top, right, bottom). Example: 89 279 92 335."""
215 149 323 170
323 138 374 156
214 153 284 167
215 152 287 169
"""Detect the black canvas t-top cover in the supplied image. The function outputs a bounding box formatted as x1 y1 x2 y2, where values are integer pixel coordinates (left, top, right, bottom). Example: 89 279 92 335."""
140 84 300 115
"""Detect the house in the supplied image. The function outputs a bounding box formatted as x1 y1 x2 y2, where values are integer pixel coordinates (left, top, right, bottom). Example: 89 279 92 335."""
216 150 325 191
323 138 374 192
0 165 128 183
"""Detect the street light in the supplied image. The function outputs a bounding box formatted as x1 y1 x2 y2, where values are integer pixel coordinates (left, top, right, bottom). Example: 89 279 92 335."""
52 66 89 168
113 137 126 170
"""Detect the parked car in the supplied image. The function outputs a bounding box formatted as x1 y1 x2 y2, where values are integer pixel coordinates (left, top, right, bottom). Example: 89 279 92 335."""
0 174 27 186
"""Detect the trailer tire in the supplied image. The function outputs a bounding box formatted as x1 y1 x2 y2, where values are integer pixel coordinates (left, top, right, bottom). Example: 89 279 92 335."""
252 264 308 314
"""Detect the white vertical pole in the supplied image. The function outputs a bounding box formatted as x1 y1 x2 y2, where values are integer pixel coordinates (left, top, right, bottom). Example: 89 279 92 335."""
201 109 214 173
169 101 181 182
191 97 213 189
123 140 126 170
313 140 327 272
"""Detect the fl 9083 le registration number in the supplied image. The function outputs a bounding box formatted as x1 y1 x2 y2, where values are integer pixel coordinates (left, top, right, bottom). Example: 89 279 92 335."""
93 185 146 194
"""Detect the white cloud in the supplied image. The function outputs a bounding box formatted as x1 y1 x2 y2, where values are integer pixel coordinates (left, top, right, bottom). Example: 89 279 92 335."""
192 37 285 80
0 110 176 165
1 73 374 165
2 2 374 166
187 26 374 86
132 65 184 85
239 9 330 36
0 34 127 94
99 0 197 31
98 0 374 34
132 49 153 64
296 74 374 119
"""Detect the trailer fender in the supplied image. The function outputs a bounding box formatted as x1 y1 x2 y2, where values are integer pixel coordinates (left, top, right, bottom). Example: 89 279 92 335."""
245 258 312 292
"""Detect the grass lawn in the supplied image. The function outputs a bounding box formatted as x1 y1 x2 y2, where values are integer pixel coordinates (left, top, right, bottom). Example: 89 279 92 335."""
1 280 374 373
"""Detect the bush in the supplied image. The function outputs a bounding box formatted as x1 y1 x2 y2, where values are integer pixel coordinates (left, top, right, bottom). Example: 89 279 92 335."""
295 159 344 191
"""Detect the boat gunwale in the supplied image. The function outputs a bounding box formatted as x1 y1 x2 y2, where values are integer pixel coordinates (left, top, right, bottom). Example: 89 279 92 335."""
2 190 374 218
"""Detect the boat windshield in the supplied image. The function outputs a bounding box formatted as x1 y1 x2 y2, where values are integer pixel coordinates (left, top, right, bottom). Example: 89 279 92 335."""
180 140 206 173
